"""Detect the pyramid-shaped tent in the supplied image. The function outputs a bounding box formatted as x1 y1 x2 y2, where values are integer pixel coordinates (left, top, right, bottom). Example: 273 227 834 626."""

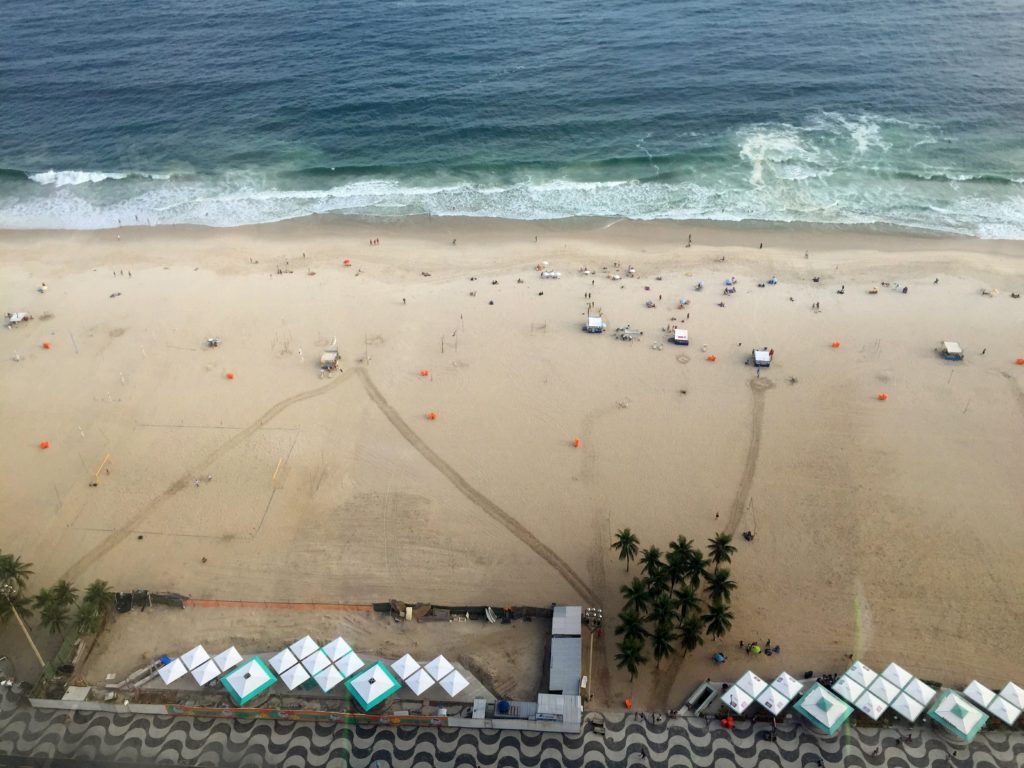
794 683 854 736
963 680 996 708
279 663 311 690
221 657 277 706
322 636 352 662
314 664 345 693
335 652 364 678
929 690 988 743
302 649 332 676
158 657 188 685
868 675 900 704
424 654 454 681
180 645 211 670
405 667 435 696
345 661 402 711
289 635 319 661
881 662 913 689
212 646 243 673
191 659 221 686
721 684 754 714
831 674 865 704
902 678 936 706
391 653 420 680
757 686 790 716
891 691 925 722
844 660 877 688
268 648 300 674
735 671 768 698
985 695 1021 726
854 690 887 720
770 671 803 700
438 670 469 697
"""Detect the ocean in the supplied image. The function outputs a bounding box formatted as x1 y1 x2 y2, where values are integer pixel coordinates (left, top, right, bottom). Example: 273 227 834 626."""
2 0 1023 236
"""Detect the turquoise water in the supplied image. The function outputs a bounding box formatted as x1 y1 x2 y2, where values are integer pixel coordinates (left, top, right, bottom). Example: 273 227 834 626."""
2 0 1023 235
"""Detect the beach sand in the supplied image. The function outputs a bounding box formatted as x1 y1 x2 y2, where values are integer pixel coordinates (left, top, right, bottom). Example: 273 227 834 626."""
1 216 1022 709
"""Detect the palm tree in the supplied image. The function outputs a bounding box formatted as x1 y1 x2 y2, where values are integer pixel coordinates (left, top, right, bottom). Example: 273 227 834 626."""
615 637 648 682
611 529 640 572
678 615 705 657
639 546 663 579
684 549 709 590
666 537 693 589
707 532 737 567
0 590 34 625
673 584 701 620
702 601 734 640
614 610 648 642
620 578 651 616
705 568 737 604
39 600 69 636
0 553 34 590
31 587 53 614
83 580 115 613
75 603 103 635
648 593 675 626
650 621 677 669
52 579 78 609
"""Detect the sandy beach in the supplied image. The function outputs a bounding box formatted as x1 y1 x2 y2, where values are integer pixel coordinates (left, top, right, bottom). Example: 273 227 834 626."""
1 216 1022 709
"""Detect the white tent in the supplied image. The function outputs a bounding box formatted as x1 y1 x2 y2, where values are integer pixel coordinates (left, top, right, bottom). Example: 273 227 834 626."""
322 637 352 662
868 675 900 704
222 658 276 705
180 645 211 671
424 655 454 681
831 675 865 704
279 663 311 690
289 635 319 661
963 680 996 708
735 671 768 698
844 661 877 688
986 695 1021 726
391 653 420 680
721 685 754 714
335 652 364 678
930 691 988 742
770 672 803 700
881 662 913 690
302 649 331 676
854 691 887 720
212 646 243 673
191 659 221 686
404 667 435 696
158 658 188 685
999 682 1024 710
313 664 344 693
891 691 926 722
268 648 300 674
903 678 936 706
757 686 790 716
439 670 469 697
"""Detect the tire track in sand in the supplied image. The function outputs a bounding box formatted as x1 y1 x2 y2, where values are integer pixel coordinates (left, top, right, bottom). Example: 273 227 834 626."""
355 368 599 605
61 371 355 581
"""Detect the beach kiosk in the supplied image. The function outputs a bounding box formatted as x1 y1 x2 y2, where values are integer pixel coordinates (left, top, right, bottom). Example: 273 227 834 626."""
672 329 689 346
583 315 607 334
320 348 340 371
753 348 772 367
940 341 964 361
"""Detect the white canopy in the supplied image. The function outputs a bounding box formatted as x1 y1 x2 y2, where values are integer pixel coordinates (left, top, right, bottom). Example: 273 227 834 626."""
322 637 352 662
799 685 850 729
902 678 936 706
753 350 770 365
223 658 274 701
844 660 877 688
391 653 420 680
735 670 768 698
313 664 344 693
891 691 925 722
405 667 435 696
721 685 754 714
933 691 986 736
999 682 1024 709
158 658 188 685
757 686 790 715
439 670 469 697
268 648 300 674
868 675 900 704
986 695 1021 726
180 645 211 671
424 655 454 681
963 680 996 708
831 675 866 704
191 659 221 686
212 646 243 673
854 691 887 720
289 635 319 661
881 662 913 689
335 652 364 678
770 672 803 700
674 329 688 343
279 664 311 690
302 649 331 676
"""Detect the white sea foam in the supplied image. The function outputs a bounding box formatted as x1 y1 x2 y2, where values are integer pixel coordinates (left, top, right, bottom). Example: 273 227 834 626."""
28 170 172 186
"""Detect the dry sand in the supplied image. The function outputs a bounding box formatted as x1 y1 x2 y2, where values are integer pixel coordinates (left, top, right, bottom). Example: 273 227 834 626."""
1 216 1022 710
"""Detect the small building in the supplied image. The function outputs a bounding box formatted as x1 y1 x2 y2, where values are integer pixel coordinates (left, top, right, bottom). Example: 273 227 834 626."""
940 341 964 360
320 349 340 370
583 316 607 333
535 693 582 726
753 349 771 367
548 637 582 694
552 606 581 637
672 329 689 346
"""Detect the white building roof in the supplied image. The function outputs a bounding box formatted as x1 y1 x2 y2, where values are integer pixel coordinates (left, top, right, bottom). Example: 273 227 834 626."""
552 606 582 636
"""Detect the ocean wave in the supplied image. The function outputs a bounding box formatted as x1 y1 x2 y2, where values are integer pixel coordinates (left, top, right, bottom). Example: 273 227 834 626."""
28 169 172 186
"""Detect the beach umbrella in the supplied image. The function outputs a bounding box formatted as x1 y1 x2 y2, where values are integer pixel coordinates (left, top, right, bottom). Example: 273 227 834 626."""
985 695 1021 726
963 680 996 708
321 636 352 662
880 662 913 690
844 660 877 688
891 691 926 722
902 678 936 707
720 684 754 715
345 661 402 711
439 670 469 697
220 657 277 706
313 664 344 693
998 682 1024 710
404 667 435 696
830 675 865 705
212 646 243 673
793 683 854 736
289 635 319 661
268 648 300 674
191 659 221 686
770 671 803 700
735 670 768 698
301 649 332 676
180 645 211 671
158 657 188 685
335 652 365 679
424 654 454 681
757 686 791 716
868 675 901 704
279 663 311 690
391 653 420 680
928 690 988 743
854 690 887 720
